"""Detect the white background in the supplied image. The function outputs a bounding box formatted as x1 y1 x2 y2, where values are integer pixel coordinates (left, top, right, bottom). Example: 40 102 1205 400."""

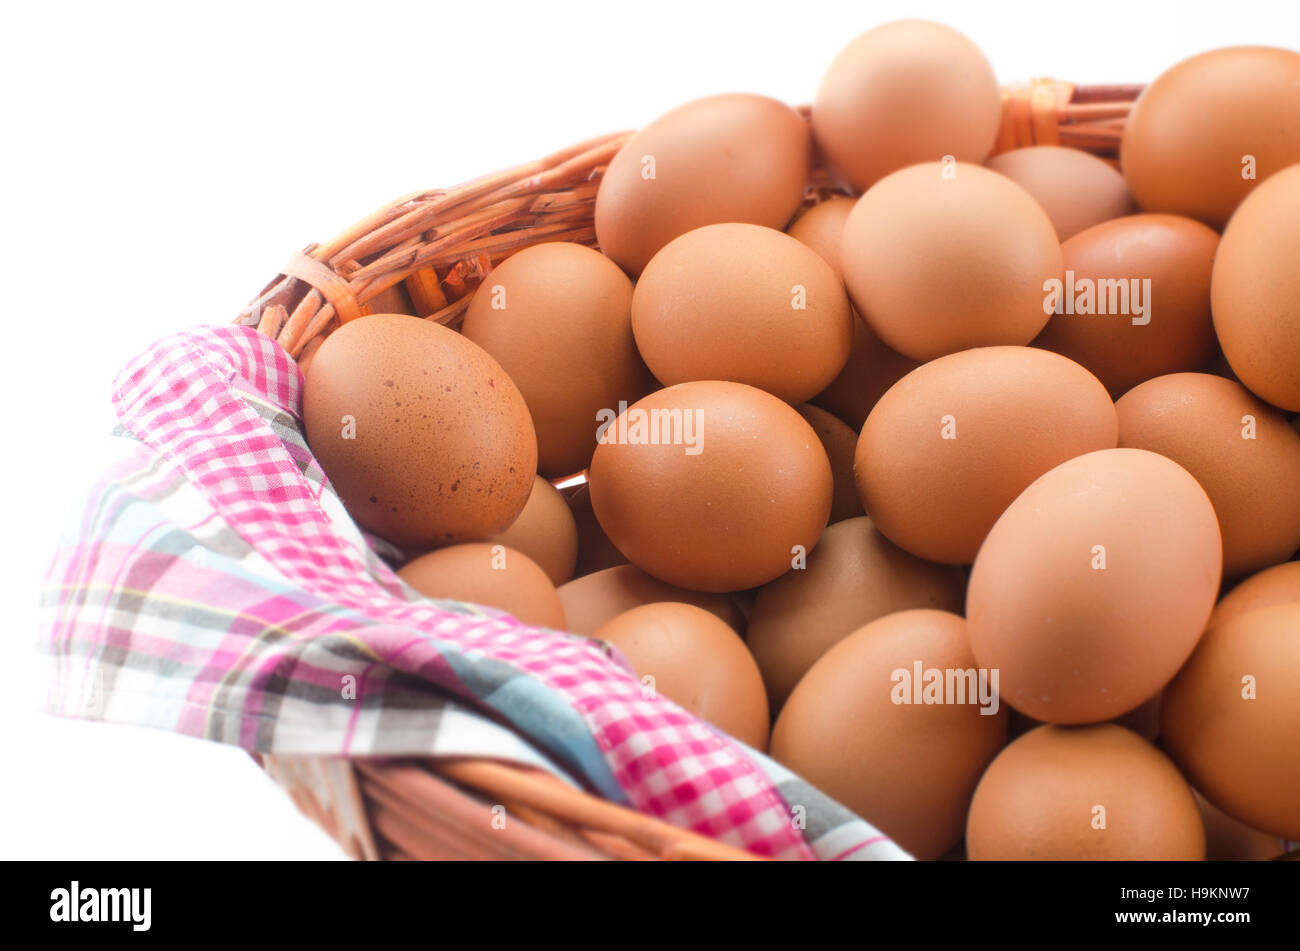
1 0 1295 859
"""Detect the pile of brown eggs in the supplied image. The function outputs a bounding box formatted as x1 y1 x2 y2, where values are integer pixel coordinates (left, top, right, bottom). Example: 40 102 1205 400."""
301 21 1300 860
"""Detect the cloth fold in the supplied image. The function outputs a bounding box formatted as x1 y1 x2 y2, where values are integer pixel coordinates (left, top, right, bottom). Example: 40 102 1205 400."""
39 324 908 861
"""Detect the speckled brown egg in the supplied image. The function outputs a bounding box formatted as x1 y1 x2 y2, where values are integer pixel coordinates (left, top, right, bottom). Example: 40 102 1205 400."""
967 449 1221 724
398 542 565 630
1210 561 1300 630
747 517 966 711
841 162 1063 362
966 724 1205 860
1121 46 1300 229
460 242 652 477
1032 214 1220 398
1116 372 1300 577
794 405 863 523
769 610 1007 860
855 346 1118 564
1211 162 1300 412
1163 603 1300 840
986 146 1135 241
813 20 1001 191
594 602 769 749
556 564 744 636
631 223 853 404
594 93 811 276
786 196 855 279
810 315 920 431
303 314 536 549
588 381 833 592
488 475 579 586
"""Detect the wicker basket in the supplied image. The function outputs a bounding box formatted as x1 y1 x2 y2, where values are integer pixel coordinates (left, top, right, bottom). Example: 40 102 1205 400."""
237 79 1141 861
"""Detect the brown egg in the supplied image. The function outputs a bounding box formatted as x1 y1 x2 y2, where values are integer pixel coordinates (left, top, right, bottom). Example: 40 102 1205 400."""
1195 791 1288 862
1116 373 1300 577
1211 163 1300 412
564 482 628 578
812 20 1001 191
398 542 565 630
1032 214 1220 399
747 517 967 711
556 564 744 636
303 314 536 549
588 381 832 592
985 146 1136 241
594 602 769 749
841 162 1063 362
1210 561 1300 630
966 724 1205 860
487 475 578 586
794 405 863 523
631 224 853 404
594 93 811 276
856 347 1118 564
1121 46 1300 229
810 315 920 431
1163 603 1300 840
786 197 854 279
770 610 1007 860
967 449 1221 724
460 242 651 477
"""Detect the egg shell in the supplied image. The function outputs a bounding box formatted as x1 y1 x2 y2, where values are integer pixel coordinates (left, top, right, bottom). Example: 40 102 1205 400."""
1116 373 1300 577
812 20 1001 191
841 162 1063 362
556 564 744 636
594 602 769 750
588 381 833 592
631 223 853 405
488 474 579 586
1163 603 1300 840
794 405 864 523
967 448 1221 724
1210 561 1300 630
1195 791 1289 862
398 542 565 630
985 145 1136 241
1032 214 1220 399
747 517 967 711
810 315 919 431
594 93 811 276
1121 46 1300 229
1211 163 1300 412
769 609 1007 860
855 346 1118 564
303 314 536 549
966 724 1205 860
460 242 651 477
786 196 855 280
564 483 629 578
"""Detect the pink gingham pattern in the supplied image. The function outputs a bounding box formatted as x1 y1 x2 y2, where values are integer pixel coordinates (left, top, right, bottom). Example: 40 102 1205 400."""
45 323 909 860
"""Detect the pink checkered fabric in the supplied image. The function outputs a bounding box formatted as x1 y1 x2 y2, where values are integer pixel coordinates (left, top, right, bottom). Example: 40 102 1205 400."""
109 324 828 859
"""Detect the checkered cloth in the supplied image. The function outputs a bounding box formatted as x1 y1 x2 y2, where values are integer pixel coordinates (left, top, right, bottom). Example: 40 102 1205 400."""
39 324 909 861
